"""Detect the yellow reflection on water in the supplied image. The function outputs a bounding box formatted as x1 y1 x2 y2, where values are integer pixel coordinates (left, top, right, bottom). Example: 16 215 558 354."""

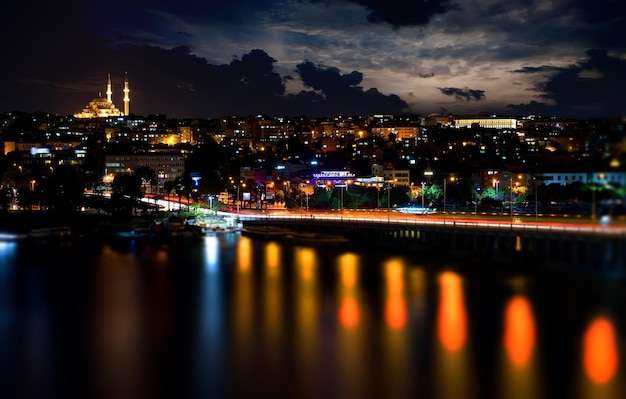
294 247 318 334
297 247 316 281
340 253 358 289
261 241 284 381
265 241 280 270
293 247 319 395
434 270 472 399
232 236 255 388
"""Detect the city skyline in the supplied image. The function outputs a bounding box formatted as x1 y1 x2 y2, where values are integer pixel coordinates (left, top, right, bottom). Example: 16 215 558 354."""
3 0 626 120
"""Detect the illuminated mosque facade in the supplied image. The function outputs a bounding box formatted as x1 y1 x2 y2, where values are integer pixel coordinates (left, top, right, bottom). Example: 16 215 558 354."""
74 73 130 119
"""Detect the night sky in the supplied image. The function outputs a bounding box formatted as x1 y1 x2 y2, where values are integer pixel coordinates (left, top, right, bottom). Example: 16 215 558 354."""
2 0 626 119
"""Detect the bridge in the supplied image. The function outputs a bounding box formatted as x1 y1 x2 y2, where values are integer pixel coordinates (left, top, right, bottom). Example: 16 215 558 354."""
236 210 626 275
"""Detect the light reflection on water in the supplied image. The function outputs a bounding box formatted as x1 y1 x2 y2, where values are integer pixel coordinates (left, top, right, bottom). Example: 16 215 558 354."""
0 234 624 399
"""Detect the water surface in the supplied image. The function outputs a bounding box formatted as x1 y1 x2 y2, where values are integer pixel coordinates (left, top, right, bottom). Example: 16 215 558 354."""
0 234 624 399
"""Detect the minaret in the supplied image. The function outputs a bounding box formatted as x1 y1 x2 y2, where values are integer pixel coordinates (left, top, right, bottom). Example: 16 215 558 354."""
123 71 130 116
106 73 113 103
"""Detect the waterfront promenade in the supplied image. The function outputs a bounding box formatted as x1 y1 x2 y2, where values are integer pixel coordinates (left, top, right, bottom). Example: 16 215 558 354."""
2 208 626 274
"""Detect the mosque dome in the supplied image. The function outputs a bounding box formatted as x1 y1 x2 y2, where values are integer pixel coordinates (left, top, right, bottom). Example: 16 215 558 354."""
74 74 129 119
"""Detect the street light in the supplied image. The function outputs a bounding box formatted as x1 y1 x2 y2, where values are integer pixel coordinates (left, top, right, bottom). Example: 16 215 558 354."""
443 176 455 214
443 178 446 214
474 187 479 216
493 179 499 200
592 173 606 220
207 195 214 217
341 185 344 212
510 176 514 224
534 179 538 220
236 185 240 214
387 183 391 222
421 181 426 210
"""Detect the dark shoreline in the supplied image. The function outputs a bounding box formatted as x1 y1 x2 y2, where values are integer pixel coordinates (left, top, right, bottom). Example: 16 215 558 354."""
0 211 131 235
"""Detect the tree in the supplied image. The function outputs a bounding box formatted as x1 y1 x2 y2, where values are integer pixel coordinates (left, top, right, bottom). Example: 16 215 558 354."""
37 165 85 215
309 187 331 209
424 184 443 206
110 173 143 217
164 180 176 199
134 166 157 196
481 186 497 199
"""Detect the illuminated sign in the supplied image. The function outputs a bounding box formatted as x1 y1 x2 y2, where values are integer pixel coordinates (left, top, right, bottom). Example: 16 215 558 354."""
313 170 355 178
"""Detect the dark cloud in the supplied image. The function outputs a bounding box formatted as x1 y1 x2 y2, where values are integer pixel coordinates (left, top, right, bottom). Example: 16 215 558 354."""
297 62 363 89
292 61 408 115
438 87 486 102
573 0 626 49
355 0 456 27
1 33 407 118
309 0 457 27
508 49 626 118
512 66 560 74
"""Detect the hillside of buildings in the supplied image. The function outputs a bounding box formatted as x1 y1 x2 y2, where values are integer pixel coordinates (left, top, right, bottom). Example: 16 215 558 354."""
1 111 625 218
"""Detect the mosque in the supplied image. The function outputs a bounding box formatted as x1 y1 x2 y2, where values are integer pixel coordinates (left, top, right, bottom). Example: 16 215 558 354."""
74 72 130 118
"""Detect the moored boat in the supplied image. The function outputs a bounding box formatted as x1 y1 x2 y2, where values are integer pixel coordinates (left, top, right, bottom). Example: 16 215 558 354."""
283 231 350 246
240 225 293 239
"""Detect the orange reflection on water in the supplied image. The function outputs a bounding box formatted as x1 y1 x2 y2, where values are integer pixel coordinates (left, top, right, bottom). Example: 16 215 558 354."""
504 295 536 368
437 271 467 352
339 296 360 328
237 236 252 271
583 316 619 384
294 247 318 326
338 253 360 329
93 245 144 396
384 259 407 330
